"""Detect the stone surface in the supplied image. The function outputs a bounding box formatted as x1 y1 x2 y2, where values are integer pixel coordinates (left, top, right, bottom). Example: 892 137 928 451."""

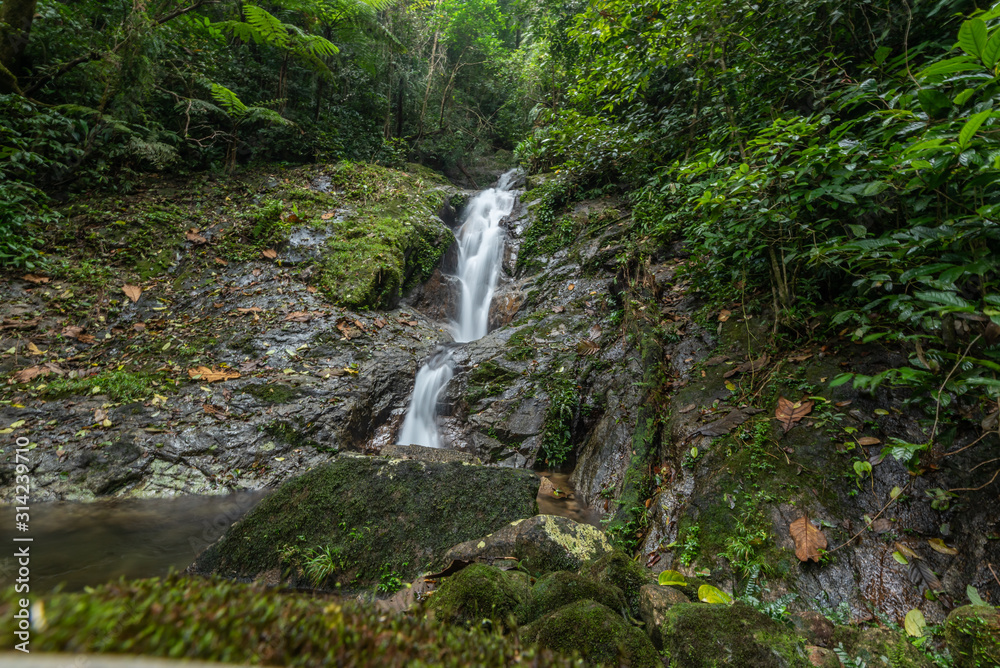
442 515 612 574
790 610 834 648
638 584 689 647
189 453 539 590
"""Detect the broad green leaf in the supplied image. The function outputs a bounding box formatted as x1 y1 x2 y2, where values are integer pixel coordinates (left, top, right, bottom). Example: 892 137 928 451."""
958 19 989 58
914 290 971 309
954 88 976 106
904 609 927 637
967 584 991 607
890 486 903 499
853 461 872 478
698 584 732 604
860 181 889 197
829 373 854 388
959 109 992 149
892 551 909 565
658 570 687 586
984 33 1000 68
848 224 867 238
874 46 891 65
918 56 979 78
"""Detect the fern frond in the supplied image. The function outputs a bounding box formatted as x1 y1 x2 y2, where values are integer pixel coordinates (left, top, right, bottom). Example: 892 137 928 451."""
244 5 290 49
210 84 248 116
243 107 294 126
213 20 259 44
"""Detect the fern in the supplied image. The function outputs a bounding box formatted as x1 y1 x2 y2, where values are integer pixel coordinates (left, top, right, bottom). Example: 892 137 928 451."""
244 5 290 49
210 84 248 116
833 644 868 668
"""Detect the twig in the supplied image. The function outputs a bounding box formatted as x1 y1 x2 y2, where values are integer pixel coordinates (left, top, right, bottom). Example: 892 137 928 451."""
929 335 981 447
989 563 1000 590
949 467 1000 493
825 480 912 556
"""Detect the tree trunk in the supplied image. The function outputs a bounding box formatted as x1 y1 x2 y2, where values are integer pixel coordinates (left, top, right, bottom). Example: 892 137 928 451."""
418 29 439 137
394 76 404 138
0 0 38 94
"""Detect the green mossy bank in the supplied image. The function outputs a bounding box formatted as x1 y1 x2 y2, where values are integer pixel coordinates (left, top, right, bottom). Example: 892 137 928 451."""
190 454 540 590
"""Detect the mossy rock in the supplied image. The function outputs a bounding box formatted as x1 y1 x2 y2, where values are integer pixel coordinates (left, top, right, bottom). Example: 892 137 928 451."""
944 605 1000 668
191 454 539 590
661 602 812 667
523 600 660 668
638 584 690 648
522 571 627 624
0 574 579 667
427 564 529 631
584 549 651 616
830 625 935 668
443 515 612 575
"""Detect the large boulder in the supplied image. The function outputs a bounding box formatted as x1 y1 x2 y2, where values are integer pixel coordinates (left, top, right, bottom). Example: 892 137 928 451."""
661 602 812 667
638 584 689 648
584 549 652 616
522 600 660 668
426 564 529 631
522 571 627 625
830 626 936 668
443 515 612 574
944 605 1000 668
190 454 539 589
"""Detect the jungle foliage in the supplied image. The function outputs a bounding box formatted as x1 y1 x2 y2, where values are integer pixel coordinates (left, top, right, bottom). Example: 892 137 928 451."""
518 0 1000 469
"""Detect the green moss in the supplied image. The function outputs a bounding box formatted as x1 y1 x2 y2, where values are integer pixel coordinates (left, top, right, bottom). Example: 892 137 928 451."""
831 625 935 668
662 602 812 667
524 599 659 668
0 575 577 667
522 571 627 625
945 605 1000 668
466 362 521 405
505 326 536 361
241 382 301 404
428 564 529 631
192 455 539 590
584 549 651 616
41 370 167 403
263 421 333 453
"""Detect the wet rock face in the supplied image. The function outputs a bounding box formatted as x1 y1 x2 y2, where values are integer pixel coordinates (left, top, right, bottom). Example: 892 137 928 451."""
944 605 1000 668
189 453 539 590
638 584 689 648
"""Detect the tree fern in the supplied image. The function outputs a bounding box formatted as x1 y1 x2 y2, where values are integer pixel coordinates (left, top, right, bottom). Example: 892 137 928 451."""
210 84 248 116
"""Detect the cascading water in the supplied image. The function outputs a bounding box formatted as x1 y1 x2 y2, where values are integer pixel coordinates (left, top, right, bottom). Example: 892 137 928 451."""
396 170 519 447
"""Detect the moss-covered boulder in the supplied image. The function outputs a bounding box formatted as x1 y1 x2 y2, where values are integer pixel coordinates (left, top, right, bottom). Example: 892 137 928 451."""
661 602 812 667
443 515 612 575
522 571 627 624
427 564 530 631
584 549 651 615
829 626 935 668
944 605 1000 668
523 600 660 668
0 574 578 667
190 454 539 590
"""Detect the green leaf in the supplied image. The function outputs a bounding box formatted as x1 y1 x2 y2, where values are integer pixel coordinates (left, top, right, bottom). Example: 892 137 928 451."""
658 570 687 587
918 56 980 78
829 373 854 388
967 584 991 607
904 609 927 637
853 461 873 478
874 46 891 65
954 88 976 106
959 19 989 58
914 290 971 309
959 109 992 149
848 224 867 238
698 584 732 604
984 34 1000 68
892 551 909 565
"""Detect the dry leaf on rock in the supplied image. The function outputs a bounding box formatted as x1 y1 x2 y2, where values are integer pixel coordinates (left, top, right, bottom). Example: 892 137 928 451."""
577 340 600 356
122 285 142 303
62 325 84 339
284 311 312 323
790 516 827 562
696 408 762 437
723 353 770 378
857 436 881 446
718 309 731 322
908 559 943 594
927 538 958 556
336 320 362 339
321 211 335 220
21 274 49 284
186 229 207 244
776 396 813 433
187 366 240 382
27 342 44 356
237 307 263 314
77 333 96 344
215 257 228 266
13 366 46 383
306 286 317 293
262 249 277 259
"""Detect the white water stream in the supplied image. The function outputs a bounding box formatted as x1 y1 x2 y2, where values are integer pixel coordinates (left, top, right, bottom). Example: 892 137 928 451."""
396 170 519 448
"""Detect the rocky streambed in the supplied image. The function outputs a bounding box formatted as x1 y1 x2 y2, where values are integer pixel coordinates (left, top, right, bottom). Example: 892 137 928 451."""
1 162 998 666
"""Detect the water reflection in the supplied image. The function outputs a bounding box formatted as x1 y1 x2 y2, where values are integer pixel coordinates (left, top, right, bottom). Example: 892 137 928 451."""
0 491 266 592
535 472 603 527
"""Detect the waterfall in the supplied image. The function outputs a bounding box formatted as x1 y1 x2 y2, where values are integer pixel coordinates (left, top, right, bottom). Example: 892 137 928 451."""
396 170 519 447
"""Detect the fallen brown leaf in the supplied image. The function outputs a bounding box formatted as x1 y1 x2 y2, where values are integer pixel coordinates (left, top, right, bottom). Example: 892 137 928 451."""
187 366 240 382
285 311 312 323
13 366 46 383
306 286 317 293
321 211 335 220
186 229 208 244
21 274 49 284
857 436 881 446
723 353 769 379
132 323 146 331
577 340 600 356
678 403 697 414
927 538 958 556
215 257 228 266
790 516 827 562
62 325 84 339
237 307 264 314
122 285 142 303
718 309 731 322
776 396 813 433
337 319 363 339
262 249 277 259
77 334 96 344
27 342 44 356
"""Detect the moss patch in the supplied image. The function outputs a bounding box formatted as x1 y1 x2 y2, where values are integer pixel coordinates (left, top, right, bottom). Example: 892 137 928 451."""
945 605 1000 668
831 626 935 668
428 564 529 631
522 571 627 625
192 454 539 590
584 549 651 616
661 602 812 667
0 575 576 667
465 361 521 405
523 599 659 668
